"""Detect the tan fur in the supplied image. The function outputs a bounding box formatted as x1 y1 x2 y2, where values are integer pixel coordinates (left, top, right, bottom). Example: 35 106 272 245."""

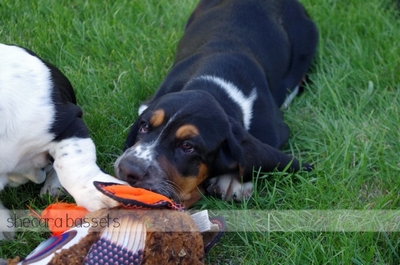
175 125 199 139
150 109 165 127
160 157 208 205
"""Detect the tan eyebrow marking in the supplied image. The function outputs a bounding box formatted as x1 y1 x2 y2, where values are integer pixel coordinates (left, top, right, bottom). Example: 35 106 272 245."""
175 124 199 139
149 109 165 127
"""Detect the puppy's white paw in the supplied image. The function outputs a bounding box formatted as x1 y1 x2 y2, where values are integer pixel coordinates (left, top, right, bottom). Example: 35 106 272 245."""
206 174 253 201
40 165 68 197
206 174 231 200
232 181 254 201
0 203 14 241
72 173 129 212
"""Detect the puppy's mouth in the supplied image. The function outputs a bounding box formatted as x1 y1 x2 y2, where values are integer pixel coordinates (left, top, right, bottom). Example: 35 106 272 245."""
122 178 182 204
114 154 184 204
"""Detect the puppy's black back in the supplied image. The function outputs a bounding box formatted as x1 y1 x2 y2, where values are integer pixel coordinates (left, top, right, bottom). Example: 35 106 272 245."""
175 0 318 106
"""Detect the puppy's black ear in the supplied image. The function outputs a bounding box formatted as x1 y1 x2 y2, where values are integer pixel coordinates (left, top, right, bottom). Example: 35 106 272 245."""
213 129 244 174
221 117 312 181
124 120 140 151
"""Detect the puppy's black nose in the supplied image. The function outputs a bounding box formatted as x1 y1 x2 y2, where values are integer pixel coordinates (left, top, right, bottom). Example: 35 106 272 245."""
118 159 146 182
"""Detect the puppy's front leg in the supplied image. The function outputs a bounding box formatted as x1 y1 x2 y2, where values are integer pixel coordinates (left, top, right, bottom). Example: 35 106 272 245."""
0 202 14 240
50 137 127 211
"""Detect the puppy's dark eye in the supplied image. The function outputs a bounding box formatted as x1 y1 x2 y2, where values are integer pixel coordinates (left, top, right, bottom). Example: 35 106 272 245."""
139 121 149 133
180 141 195 153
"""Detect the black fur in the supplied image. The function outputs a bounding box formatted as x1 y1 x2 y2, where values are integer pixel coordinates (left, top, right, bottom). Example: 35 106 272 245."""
117 0 318 202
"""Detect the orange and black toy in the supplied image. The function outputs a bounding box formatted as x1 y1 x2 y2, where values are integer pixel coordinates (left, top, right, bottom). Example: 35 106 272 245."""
9 182 225 265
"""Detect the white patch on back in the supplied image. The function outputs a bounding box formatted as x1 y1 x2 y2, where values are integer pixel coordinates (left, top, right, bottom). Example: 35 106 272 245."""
196 75 257 130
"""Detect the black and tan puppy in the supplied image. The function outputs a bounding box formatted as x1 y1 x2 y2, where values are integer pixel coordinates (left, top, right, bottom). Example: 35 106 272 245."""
115 0 318 206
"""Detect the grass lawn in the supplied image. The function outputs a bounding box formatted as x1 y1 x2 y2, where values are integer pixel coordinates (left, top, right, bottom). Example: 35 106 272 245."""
1 0 400 264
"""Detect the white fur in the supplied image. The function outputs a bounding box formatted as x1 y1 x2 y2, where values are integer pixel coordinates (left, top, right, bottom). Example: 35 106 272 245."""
0 44 55 189
115 112 180 176
0 44 127 239
196 75 258 130
50 138 126 211
131 144 155 162
0 204 14 241
206 174 253 201
138 104 148 115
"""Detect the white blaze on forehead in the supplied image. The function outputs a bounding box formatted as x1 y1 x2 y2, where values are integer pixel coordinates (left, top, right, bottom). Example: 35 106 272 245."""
131 142 155 162
127 111 180 160
194 75 257 130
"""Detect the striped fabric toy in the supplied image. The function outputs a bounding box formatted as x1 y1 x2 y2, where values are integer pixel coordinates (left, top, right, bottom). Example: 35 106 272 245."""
11 182 225 265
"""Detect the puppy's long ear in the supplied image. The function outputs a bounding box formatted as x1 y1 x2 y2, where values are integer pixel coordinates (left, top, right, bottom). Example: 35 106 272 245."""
124 120 140 151
220 117 312 181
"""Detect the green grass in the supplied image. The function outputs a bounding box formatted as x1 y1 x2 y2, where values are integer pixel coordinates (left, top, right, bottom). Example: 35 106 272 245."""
1 0 400 263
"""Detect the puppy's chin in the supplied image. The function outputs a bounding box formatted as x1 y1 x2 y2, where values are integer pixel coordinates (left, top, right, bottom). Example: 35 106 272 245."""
179 188 204 208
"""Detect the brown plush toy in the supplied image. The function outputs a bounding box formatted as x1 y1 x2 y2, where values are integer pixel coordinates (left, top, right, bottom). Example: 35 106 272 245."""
10 182 225 265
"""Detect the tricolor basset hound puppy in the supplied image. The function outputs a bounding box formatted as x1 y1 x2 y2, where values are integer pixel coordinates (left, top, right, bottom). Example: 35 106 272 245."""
115 0 318 207
0 44 126 240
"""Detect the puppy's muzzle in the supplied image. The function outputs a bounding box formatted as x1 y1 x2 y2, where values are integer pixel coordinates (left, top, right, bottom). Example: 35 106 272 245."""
114 145 172 198
117 158 148 183
116 157 157 187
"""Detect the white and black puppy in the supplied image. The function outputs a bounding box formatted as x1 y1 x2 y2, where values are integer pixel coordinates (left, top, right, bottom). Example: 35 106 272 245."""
115 0 318 207
0 44 126 240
